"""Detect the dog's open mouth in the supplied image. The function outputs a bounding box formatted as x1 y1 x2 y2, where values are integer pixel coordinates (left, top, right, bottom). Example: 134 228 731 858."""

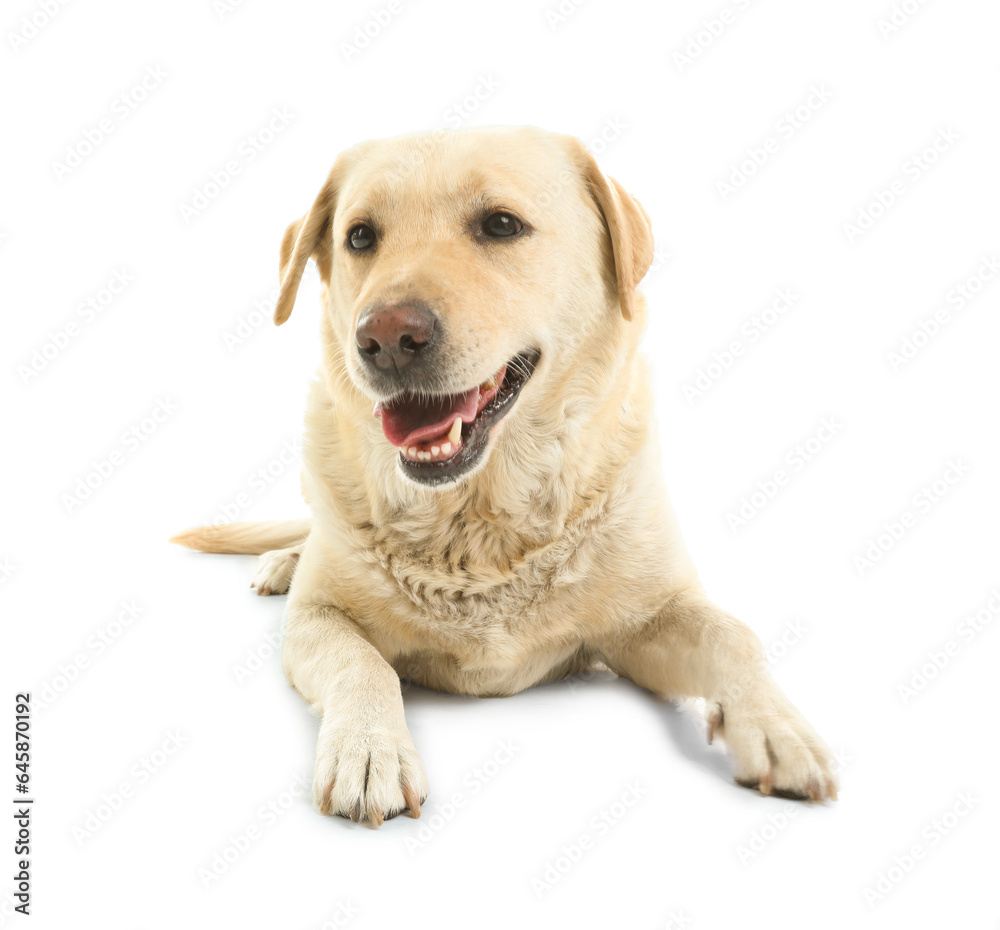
373 350 539 485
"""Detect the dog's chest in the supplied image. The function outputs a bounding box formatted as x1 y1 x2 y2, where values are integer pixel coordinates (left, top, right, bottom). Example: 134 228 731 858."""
375 551 594 694
354 505 612 656
319 455 677 691
371 531 565 631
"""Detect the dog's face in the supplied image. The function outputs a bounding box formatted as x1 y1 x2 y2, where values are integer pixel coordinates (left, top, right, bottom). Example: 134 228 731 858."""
275 127 653 488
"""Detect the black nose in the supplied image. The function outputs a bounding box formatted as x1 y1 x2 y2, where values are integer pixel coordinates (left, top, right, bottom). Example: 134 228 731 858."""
355 303 436 371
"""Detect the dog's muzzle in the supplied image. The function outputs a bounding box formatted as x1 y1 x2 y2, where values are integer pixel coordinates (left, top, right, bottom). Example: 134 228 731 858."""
372 349 541 487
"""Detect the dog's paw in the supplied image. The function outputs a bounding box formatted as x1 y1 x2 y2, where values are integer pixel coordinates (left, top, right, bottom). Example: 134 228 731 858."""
707 693 839 802
313 716 429 827
250 546 300 596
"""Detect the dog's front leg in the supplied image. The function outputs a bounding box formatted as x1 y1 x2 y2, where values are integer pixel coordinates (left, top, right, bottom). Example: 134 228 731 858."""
283 604 428 825
598 590 839 801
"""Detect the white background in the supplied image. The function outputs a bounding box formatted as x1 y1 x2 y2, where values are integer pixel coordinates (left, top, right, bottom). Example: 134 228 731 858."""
2 0 998 927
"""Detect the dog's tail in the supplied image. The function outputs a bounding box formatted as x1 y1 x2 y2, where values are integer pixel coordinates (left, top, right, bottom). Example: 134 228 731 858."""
169 519 312 555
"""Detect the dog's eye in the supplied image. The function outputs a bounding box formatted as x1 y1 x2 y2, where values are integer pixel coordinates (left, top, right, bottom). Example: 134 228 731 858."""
482 212 524 238
348 224 376 251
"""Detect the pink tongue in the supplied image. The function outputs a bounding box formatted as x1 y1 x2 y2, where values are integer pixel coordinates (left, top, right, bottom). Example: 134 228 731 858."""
375 387 480 448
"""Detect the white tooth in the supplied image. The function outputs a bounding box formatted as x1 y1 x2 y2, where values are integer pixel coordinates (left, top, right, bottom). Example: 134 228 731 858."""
408 446 417 458
448 417 462 445
483 375 498 391
441 442 451 455
420 451 431 461
431 446 440 456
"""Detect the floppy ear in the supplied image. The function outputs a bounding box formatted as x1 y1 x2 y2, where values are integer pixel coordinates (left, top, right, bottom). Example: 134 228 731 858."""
572 142 654 321
274 168 337 325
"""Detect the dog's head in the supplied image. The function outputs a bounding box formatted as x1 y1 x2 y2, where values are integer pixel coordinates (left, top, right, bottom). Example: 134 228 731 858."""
274 126 653 489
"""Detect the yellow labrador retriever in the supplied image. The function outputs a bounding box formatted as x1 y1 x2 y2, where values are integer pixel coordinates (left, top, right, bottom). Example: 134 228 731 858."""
172 126 838 825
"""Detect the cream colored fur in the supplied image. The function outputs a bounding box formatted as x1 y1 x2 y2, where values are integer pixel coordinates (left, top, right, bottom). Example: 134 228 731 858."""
172 127 838 825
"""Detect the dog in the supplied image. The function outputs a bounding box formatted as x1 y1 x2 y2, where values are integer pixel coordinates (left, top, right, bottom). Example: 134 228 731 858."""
172 126 838 826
